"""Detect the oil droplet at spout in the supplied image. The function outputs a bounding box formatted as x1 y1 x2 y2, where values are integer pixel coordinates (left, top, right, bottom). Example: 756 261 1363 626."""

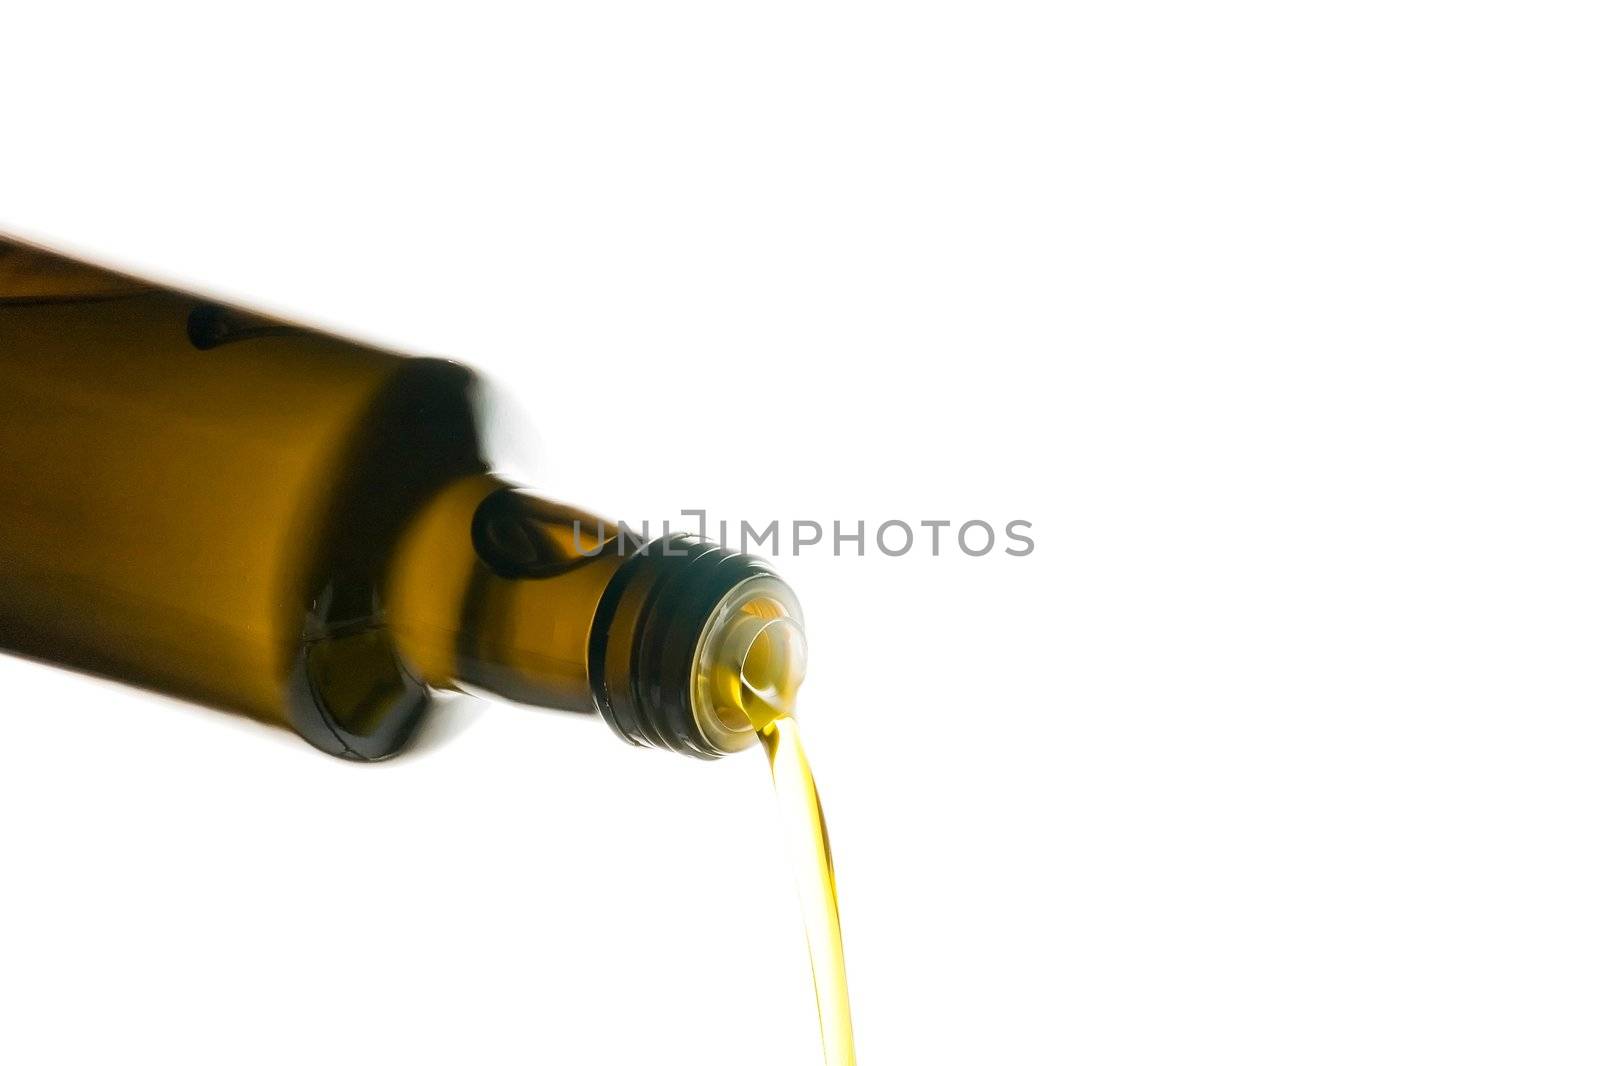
759 715 857 1066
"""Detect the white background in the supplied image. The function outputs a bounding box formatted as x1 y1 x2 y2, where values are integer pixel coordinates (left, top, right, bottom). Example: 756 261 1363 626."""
1 3 1597 1063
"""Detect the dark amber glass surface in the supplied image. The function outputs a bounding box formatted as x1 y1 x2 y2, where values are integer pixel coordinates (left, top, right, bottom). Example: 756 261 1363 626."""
0 238 485 758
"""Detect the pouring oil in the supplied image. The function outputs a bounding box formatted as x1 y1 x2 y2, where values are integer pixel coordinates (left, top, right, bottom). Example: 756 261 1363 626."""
0 234 854 1062
694 580 857 1065
760 716 856 1066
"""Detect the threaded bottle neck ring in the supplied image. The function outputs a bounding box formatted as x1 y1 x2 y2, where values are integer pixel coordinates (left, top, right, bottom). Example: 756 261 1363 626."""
587 536 784 758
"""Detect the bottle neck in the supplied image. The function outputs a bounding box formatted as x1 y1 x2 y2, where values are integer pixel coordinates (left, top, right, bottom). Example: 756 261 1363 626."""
385 474 628 713
385 475 807 757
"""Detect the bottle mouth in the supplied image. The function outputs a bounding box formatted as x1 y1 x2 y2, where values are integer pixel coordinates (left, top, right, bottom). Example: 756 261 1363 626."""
587 537 806 758
691 576 807 753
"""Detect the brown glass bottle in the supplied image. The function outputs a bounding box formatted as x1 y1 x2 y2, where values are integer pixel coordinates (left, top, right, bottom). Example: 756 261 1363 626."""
0 236 805 760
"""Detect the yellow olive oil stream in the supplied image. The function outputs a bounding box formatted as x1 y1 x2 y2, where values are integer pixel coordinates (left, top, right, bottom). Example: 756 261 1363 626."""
758 714 856 1066
701 585 857 1064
